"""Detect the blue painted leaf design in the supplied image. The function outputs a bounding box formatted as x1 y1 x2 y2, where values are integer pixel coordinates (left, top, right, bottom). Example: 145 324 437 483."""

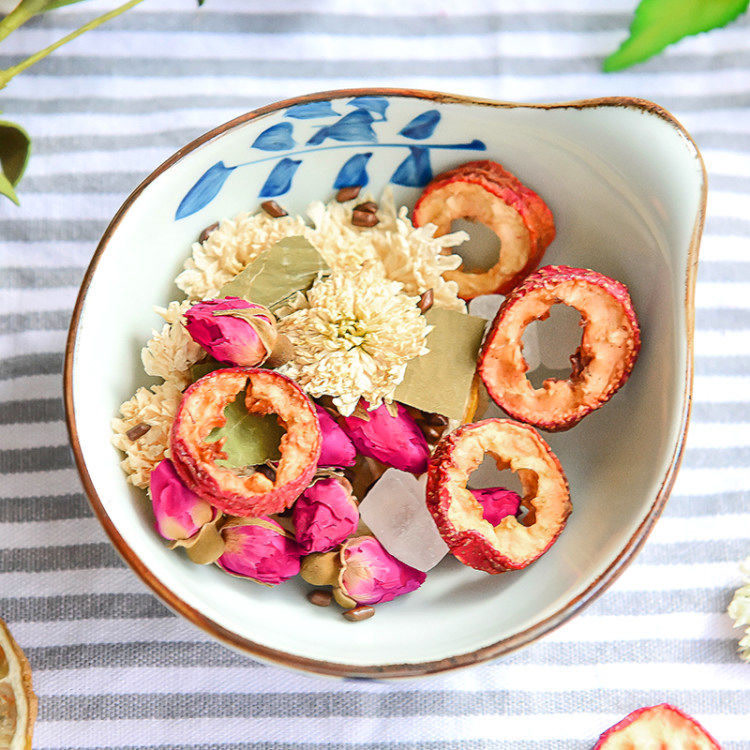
333 152 372 189
252 122 295 151
399 110 440 140
306 110 377 146
285 101 339 119
175 161 235 220
259 158 302 197
348 97 389 120
390 147 432 187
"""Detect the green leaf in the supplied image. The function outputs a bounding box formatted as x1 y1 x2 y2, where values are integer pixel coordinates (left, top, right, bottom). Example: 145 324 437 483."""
393 308 487 421
190 357 223 382
0 120 30 204
218 235 329 310
604 0 750 71
205 389 284 468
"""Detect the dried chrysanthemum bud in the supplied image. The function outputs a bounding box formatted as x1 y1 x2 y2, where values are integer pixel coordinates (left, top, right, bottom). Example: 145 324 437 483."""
341 401 429 475
149 459 216 541
184 296 277 367
470 487 522 526
217 517 302 585
315 405 356 468
336 535 426 607
293 476 359 554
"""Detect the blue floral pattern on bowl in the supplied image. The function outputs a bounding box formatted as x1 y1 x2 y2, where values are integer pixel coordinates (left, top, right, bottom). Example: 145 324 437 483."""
175 97 486 220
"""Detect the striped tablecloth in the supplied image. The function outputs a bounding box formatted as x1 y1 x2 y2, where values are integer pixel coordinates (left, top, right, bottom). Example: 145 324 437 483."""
1 1 748 747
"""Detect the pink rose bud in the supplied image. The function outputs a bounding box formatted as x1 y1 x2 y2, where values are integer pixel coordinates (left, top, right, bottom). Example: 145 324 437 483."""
339 536 426 605
471 487 521 526
293 476 359 554
341 401 429 475
315 405 356 468
149 459 216 540
217 517 301 585
184 296 276 367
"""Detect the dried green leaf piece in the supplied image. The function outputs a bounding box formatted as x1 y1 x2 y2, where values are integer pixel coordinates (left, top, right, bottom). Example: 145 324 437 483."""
190 357 223 382
218 236 329 310
169 514 225 565
393 308 486 421
604 0 749 72
0 120 31 205
205 389 285 468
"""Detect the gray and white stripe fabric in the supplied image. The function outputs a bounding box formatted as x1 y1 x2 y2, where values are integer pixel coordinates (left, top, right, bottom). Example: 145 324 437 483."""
1 0 749 747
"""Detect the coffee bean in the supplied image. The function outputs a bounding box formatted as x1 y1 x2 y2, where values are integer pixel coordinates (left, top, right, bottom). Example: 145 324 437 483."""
125 422 150 441
336 186 361 202
422 424 446 444
198 222 219 243
261 200 288 218
351 209 379 228
417 289 434 313
343 605 375 622
353 201 377 214
307 589 333 607
424 412 449 427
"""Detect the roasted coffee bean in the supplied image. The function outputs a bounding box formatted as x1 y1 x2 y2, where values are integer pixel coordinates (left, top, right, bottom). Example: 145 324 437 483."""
198 222 219 243
343 605 375 622
125 423 151 441
307 589 333 607
336 186 361 202
351 209 379 228
417 289 434 313
353 201 378 214
424 412 449 427
261 200 288 218
421 424 446 444
253 463 276 481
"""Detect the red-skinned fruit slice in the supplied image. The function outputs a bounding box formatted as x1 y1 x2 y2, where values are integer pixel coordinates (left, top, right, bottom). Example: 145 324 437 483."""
426 419 570 573
594 704 721 749
479 265 640 432
412 159 555 299
169 368 321 517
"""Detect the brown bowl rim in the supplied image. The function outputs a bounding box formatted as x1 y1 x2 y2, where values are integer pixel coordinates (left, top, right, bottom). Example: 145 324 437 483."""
63 87 707 679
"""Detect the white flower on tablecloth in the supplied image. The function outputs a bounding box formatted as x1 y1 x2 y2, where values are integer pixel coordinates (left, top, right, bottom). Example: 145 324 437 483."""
728 555 750 662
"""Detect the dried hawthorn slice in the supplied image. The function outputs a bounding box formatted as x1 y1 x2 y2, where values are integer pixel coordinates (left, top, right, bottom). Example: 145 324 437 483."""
479 265 640 432
0 617 37 750
426 419 570 573
594 704 720 749
170 368 321 517
412 159 555 299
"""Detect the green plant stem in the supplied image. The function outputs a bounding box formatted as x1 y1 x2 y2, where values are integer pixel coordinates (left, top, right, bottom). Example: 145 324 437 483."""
0 0 145 89
0 0 50 44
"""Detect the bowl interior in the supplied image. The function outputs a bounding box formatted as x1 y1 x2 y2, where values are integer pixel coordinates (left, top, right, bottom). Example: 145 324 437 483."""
68 92 703 673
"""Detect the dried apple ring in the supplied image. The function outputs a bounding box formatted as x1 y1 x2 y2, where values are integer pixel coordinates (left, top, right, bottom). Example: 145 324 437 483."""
426 419 570 573
479 265 641 432
170 367 321 517
413 159 555 299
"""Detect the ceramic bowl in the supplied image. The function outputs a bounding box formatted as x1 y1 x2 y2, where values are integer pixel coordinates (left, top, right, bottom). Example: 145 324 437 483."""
64 89 706 678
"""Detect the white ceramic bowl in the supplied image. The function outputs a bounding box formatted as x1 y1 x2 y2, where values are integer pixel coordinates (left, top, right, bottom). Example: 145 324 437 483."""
64 89 706 677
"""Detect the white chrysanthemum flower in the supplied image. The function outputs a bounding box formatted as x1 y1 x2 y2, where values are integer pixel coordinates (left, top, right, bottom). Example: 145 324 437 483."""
277 265 430 415
728 555 750 662
141 300 204 389
111 381 184 489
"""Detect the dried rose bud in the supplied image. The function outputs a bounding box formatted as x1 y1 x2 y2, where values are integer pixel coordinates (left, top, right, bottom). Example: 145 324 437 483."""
471 487 521 526
338 535 426 606
341 401 429 475
184 296 276 367
217 517 302 585
149 459 216 541
315 405 356 468
293 476 359 554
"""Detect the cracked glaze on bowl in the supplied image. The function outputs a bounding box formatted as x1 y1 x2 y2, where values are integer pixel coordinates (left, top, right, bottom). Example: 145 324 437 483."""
64 89 706 678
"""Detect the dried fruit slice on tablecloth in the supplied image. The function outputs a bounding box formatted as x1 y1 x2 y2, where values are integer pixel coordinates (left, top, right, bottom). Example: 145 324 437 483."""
413 160 555 299
0 617 36 750
594 703 720 749
170 368 321 517
479 265 640 432
426 419 570 573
